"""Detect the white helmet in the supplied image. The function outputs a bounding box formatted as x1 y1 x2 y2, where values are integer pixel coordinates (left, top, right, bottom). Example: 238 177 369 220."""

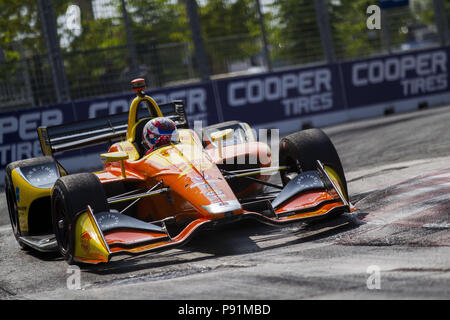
142 117 179 152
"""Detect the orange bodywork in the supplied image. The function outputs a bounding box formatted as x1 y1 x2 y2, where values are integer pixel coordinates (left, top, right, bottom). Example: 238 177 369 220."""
94 128 273 225
108 219 210 255
70 91 349 264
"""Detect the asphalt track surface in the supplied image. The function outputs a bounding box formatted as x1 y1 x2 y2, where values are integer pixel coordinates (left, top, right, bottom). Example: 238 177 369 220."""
0 105 449 300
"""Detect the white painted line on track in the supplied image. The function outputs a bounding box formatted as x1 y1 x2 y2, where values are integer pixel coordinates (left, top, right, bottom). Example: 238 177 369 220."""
387 182 450 202
367 193 450 225
0 224 11 232
423 223 450 229
394 172 450 188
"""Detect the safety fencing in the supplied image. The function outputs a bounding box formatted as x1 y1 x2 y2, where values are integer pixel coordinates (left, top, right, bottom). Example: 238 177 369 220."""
1 45 449 186
3 0 447 110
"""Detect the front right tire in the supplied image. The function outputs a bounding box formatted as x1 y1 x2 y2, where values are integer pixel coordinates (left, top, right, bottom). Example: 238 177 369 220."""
279 128 348 198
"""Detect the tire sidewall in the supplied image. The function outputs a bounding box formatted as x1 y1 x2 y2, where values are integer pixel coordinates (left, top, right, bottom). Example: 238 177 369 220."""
279 138 304 184
50 173 108 264
51 182 75 264
279 129 348 197
4 173 24 248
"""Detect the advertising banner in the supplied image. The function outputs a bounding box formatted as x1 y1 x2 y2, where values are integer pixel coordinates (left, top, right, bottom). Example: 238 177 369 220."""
73 82 218 125
2 45 450 186
378 0 409 9
214 64 346 125
341 46 450 108
0 102 76 171
0 82 218 178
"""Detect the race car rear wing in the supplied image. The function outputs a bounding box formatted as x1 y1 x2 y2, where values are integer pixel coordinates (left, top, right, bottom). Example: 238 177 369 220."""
38 100 189 156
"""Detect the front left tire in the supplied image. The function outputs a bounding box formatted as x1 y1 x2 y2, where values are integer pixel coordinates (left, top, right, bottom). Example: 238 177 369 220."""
51 173 109 264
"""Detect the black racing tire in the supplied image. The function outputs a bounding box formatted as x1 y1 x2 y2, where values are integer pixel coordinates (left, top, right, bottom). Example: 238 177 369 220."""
51 173 109 264
5 156 56 249
5 173 26 249
279 128 348 198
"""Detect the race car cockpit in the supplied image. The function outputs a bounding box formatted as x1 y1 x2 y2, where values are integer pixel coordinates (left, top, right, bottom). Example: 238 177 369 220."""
37 78 189 160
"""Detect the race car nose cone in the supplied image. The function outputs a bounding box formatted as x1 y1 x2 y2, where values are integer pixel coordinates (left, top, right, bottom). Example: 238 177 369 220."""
201 200 241 214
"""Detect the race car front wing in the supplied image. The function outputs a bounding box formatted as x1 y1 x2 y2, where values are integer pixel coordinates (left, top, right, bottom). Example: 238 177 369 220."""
70 161 352 264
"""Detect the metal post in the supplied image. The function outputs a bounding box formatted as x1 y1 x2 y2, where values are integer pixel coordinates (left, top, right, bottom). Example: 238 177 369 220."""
184 0 210 82
0 45 5 63
37 0 71 102
75 0 94 20
255 0 272 72
185 42 195 79
381 9 392 54
433 0 449 46
121 0 139 77
16 41 35 107
314 0 336 63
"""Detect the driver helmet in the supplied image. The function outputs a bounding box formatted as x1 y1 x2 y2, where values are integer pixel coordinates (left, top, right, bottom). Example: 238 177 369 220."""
142 117 179 153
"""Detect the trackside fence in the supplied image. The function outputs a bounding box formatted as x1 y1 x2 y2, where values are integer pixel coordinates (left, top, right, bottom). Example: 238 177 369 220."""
1 45 450 186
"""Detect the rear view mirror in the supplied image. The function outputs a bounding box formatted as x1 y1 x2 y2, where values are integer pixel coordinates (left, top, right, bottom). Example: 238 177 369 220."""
210 129 233 158
100 152 129 178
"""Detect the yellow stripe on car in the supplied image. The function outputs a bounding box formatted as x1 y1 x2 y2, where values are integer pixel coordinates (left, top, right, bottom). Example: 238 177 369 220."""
11 169 52 233
73 208 110 264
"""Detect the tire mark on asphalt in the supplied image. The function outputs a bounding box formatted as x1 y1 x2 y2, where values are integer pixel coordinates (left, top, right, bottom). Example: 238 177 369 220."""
0 283 16 297
347 166 409 183
354 168 450 225
388 267 450 273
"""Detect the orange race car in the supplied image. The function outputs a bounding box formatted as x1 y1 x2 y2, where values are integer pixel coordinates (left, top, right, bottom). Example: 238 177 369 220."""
4 79 352 265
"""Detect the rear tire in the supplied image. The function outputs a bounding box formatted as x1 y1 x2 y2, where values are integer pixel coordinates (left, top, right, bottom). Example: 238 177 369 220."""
279 128 348 198
5 156 56 249
51 173 108 264
5 174 26 249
